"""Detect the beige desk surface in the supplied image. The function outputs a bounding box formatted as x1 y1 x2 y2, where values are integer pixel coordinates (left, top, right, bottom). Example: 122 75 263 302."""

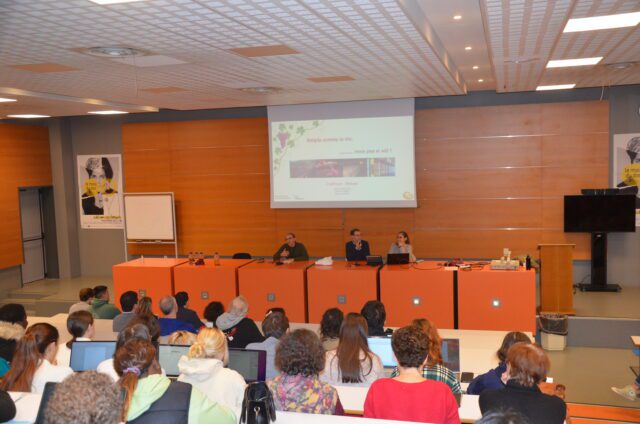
631 335 640 346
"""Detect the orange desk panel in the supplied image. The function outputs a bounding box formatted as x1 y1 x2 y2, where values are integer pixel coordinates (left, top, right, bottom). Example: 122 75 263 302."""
112 258 188 315
457 266 536 333
380 262 455 329
307 262 379 324
238 261 313 323
174 259 254 318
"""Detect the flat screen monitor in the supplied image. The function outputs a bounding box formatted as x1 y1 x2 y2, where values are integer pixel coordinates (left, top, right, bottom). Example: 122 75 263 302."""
158 344 189 377
228 348 267 382
70 341 116 372
564 195 636 233
367 337 461 372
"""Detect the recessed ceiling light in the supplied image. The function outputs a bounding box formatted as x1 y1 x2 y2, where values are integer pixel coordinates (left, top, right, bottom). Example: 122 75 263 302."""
536 84 576 91
478 79 484 82
453 15 462 20
88 0 149 4
88 110 129 115
240 86 282 94
0 98 17 102
7 114 50 119
564 11 640 32
472 65 479 70
605 62 636 70
547 57 603 68
465 46 472 51
86 46 146 58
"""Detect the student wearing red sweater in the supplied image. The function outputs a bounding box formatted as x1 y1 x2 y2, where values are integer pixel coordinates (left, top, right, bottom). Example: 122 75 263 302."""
364 324 460 424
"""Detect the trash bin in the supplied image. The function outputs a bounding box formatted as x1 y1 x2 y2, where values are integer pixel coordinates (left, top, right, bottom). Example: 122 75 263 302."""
538 314 568 351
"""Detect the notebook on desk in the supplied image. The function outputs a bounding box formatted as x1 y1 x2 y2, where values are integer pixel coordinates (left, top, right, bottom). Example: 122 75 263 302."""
368 337 460 373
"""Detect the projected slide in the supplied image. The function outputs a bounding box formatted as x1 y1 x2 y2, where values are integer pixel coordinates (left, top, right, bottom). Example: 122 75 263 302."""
269 99 416 208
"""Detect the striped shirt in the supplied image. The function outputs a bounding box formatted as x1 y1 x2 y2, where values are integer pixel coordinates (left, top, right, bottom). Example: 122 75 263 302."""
390 364 461 394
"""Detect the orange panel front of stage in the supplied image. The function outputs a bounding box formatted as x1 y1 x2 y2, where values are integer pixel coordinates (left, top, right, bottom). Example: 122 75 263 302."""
457 266 536 333
174 259 254 318
380 262 455 329
112 258 188 315
238 261 314 323
307 262 379 323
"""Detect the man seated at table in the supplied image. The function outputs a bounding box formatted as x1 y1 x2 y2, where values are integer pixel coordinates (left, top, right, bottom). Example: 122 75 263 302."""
158 296 197 336
345 228 371 261
273 233 309 263
90 286 121 319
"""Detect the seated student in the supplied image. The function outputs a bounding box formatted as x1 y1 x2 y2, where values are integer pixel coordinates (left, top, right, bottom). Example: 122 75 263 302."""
56 311 94 367
203 301 224 328
364 325 460 424
475 410 530 424
0 323 73 394
0 303 28 363
612 374 640 401
158 296 197 337
361 300 392 337
136 296 155 318
175 291 204 330
115 339 235 423
268 329 344 415
273 233 309 263
68 288 94 314
321 313 384 387
112 290 138 332
0 389 15 423
320 308 344 351
468 331 532 395
90 285 121 319
246 310 290 380
97 323 155 382
216 296 264 349
345 228 371 261
479 344 566 424
389 231 416 262
43 371 122 424
177 328 246 409
168 330 197 346
391 318 461 394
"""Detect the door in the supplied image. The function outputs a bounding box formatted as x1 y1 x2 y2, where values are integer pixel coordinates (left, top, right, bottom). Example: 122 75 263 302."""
19 189 46 284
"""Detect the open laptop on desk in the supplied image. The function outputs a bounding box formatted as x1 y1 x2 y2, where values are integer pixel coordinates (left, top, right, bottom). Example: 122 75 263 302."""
158 344 189 377
70 341 116 372
368 337 461 374
386 253 410 265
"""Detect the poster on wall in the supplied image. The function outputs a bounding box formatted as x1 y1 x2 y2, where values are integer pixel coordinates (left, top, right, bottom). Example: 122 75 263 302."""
77 154 123 229
613 133 640 227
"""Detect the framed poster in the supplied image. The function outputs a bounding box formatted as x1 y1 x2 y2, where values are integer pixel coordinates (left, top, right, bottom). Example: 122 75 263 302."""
77 155 123 229
612 133 640 227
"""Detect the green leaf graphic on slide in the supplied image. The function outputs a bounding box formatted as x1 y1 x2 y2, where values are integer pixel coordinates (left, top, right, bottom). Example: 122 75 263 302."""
272 121 323 174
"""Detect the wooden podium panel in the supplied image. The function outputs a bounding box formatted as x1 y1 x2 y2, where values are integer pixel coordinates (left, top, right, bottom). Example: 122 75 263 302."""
307 262 379 324
238 261 314 323
458 267 536 333
538 244 575 315
380 262 455 329
174 259 253 318
112 258 188 315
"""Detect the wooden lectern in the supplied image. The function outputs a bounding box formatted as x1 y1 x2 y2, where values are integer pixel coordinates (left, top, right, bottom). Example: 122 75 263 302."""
538 244 575 315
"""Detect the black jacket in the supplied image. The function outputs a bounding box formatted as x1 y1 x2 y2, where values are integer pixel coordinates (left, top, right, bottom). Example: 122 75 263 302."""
0 322 25 362
223 318 265 349
127 381 191 424
177 307 203 331
480 380 566 424
345 240 371 261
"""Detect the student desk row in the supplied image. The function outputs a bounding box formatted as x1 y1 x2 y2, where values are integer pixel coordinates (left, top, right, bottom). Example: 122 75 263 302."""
112 258 536 332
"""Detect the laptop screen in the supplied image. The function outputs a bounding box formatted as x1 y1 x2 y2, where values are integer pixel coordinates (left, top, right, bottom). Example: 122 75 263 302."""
228 349 267 382
70 341 116 372
367 337 461 371
158 344 190 377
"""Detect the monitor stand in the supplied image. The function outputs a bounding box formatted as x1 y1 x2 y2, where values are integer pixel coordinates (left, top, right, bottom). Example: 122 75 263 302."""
578 232 621 292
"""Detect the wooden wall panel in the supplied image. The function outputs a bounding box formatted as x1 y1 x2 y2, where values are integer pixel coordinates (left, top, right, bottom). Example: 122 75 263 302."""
122 101 608 259
0 124 52 269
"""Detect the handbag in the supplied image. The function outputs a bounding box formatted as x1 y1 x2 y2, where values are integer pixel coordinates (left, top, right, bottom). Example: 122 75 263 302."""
239 382 276 424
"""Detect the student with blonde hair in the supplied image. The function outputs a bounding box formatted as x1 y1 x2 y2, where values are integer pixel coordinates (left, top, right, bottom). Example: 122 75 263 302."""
177 327 246 409
167 330 197 346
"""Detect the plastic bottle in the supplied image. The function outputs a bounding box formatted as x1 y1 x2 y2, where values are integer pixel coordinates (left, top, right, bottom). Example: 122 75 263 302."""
214 252 221 266
525 255 532 270
188 252 194 265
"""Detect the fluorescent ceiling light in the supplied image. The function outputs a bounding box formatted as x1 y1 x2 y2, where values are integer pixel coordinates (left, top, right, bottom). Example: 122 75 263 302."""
88 110 129 115
0 97 17 102
465 46 472 51
536 84 576 91
478 79 484 82
472 65 479 70
453 15 462 20
564 11 640 32
89 0 148 4
7 114 50 118
547 57 603 68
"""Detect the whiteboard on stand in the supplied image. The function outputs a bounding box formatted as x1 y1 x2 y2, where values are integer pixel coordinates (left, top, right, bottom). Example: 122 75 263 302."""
123 193 176 241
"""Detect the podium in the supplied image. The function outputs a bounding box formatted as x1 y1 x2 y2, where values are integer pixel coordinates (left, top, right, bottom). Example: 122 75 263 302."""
538 244 575 315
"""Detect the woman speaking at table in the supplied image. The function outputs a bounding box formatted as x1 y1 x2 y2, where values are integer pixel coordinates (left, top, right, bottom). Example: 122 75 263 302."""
389 231 416 262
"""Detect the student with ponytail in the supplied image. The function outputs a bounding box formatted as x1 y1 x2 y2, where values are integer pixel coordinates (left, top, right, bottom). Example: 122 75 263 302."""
177 328 246 409
56 311 94 367
0 323 73 393
115 339 235 424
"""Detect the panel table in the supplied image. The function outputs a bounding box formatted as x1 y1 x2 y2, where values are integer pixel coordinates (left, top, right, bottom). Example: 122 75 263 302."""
112 258 187 315
238 260 314 323
173 259 253 318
